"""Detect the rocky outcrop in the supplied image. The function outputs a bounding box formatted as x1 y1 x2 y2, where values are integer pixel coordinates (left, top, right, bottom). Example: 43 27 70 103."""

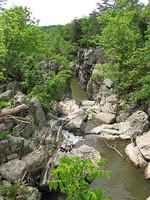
0 159 26 182
78 47 107 91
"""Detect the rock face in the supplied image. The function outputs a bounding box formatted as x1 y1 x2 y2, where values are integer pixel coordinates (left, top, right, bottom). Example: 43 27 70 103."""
78 47 107 90
30 97 46 128
136 131 150 160
0 159 26 182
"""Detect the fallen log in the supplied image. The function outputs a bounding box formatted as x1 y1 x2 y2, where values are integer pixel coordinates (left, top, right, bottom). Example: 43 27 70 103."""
0 104 29 118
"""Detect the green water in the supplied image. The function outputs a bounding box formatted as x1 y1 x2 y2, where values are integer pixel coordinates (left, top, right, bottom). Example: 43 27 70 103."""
71 78 150 200
70 78 88 101
80 135 150 200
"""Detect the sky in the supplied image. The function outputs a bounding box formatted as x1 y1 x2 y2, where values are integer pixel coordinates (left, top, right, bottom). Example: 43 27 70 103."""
6 0 149 26
6 0 99 26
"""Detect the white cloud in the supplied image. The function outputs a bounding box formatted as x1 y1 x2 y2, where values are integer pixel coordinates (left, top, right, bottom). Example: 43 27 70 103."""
6 0 149 26
6 0 99 26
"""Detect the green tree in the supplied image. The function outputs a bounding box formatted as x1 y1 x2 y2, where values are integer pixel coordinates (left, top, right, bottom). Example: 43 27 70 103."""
49 155 111 200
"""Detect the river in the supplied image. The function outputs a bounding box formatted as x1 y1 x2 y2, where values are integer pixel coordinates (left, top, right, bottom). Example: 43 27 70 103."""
41 78 150 200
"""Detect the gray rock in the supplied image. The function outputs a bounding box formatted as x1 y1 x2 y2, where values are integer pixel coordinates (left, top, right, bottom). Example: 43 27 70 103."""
14 122 35 138
103 78 113 88
81 100 95 107
119 110 149 138
14 91 26 105
136 131 150 160
0 139 10 164
0 90 12 101
64 108 87 132
8 135 24 154
57 99 79 116
93 112 116 124
22 146 47 171
53 144 101 167
89 125 120 135
0 159 26 182
125 143 147 168
30 97 46 128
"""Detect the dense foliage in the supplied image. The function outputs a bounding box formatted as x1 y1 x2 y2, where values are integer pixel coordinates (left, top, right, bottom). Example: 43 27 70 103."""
94 0 150 103
49 155 111 200
0 6 72 110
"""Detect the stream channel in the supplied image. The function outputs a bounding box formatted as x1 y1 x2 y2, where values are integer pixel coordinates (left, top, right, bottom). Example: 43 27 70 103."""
42 78 150 200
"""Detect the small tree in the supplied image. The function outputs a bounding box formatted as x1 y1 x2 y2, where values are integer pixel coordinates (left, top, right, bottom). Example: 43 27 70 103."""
49 155 111 200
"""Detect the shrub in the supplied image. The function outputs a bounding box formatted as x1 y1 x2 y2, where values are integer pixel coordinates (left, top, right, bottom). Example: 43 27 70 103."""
49 155 111 200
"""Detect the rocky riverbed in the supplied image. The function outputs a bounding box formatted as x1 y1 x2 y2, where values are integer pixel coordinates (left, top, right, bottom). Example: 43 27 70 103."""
0 47 150 200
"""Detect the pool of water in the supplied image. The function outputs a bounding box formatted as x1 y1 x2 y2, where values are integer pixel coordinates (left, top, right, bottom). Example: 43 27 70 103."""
80 135 150 200
70 78 88 101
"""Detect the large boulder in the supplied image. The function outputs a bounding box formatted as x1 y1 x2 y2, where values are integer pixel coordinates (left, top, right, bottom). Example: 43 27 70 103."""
30 98 46 128
0 159 27 182
22 146 47 172
136 131 150 160
57 99 79 116
125 143 147 168
119 110 149 138
64 108 87 133
53 144 101 167
92 112 116 124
